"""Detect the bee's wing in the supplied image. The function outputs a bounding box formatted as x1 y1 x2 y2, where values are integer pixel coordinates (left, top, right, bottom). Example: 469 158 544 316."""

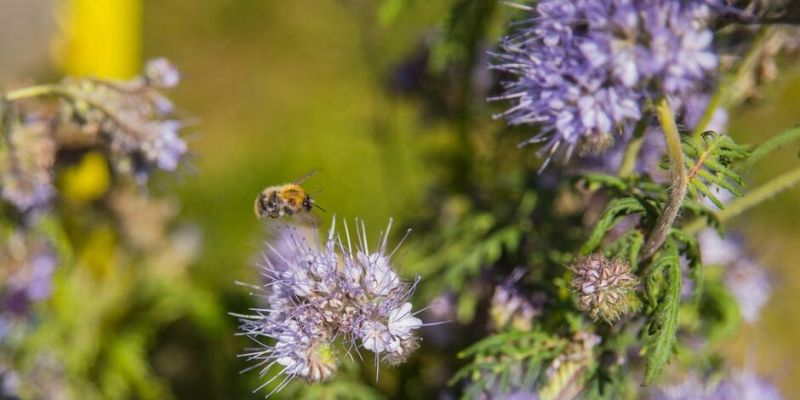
293 169 320 185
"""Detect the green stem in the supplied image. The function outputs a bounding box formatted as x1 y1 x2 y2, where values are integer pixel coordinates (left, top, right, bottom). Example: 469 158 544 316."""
742 126 800 171
685 163 800 234
641 98 687 261
690 90 723 139
617 112 651 178
691 27 771 140
3 84 62 101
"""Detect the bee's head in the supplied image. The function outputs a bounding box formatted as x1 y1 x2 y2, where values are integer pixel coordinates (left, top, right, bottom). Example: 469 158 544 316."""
302 195 313 211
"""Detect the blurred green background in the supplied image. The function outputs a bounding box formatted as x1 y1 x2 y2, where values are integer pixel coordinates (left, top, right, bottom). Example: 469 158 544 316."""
2 0 800 398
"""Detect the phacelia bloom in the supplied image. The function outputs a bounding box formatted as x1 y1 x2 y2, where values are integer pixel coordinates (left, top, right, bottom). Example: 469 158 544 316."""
236 218 423 395
0 122 56 211
569 253 638 323
493 0 720 163
60 58 187 182
698 229 772 323
0 232 57 316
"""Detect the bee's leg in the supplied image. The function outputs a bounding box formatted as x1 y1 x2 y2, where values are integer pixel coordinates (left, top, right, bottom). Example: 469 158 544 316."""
283 206 294 216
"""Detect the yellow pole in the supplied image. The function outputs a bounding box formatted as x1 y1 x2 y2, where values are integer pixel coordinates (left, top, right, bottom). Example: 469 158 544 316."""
54 0 142 79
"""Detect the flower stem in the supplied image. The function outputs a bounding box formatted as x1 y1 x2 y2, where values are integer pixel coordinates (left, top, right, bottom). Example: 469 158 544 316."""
741 125 800 172
617 112 650 178
3 84 62 101
691 27 771 140
685 163 800 234
640 98 687 261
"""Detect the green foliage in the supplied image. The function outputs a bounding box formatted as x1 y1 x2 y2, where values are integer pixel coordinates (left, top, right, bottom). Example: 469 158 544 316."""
641 243 682 385
683 131 750 209
409 192 535 322
742 125 800 171
579 196 647 256
290 378 386 400
452 330 569 398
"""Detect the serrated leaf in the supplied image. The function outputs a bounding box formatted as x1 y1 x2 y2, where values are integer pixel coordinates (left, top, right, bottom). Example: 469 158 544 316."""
580 197 646 255
642 245 682 384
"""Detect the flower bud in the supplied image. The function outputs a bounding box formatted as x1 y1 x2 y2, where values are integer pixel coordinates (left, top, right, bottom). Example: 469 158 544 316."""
569 253 637 323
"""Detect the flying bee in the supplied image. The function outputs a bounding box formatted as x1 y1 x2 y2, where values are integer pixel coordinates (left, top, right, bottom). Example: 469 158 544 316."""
254 170 324 219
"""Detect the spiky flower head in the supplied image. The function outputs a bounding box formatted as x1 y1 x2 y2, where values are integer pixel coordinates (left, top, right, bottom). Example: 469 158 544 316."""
569 253 638 323
236 218 423 395
493 0 720 164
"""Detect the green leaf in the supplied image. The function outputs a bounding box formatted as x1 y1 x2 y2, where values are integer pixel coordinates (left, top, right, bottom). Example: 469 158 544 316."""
580 197 646 255
742 125 800 171
642 245 682 384
378 0 412 26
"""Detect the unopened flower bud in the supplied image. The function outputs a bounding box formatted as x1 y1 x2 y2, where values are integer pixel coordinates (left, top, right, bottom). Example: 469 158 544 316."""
569 253 637 323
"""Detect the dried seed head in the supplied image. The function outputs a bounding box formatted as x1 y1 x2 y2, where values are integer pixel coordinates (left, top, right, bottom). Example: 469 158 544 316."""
569 253 638 323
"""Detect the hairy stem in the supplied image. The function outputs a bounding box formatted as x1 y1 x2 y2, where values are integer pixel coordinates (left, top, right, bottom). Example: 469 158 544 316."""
641 98 687 261
685 163 800 234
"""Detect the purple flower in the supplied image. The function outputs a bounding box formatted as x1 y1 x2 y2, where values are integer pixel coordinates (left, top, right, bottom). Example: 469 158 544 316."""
236 218 423 394
651 370 782 400
144 58 181 88
493 0 720 163
0 232 57 317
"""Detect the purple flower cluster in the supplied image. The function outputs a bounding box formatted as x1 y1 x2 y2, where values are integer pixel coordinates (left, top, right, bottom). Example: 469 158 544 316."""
236 219 423 394
62 58 187 182
493 0 719 163
1 59 187 213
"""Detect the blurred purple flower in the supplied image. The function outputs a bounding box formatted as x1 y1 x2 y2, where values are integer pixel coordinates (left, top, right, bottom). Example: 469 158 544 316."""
651 370 782 400
716 370 782 400
492 0 720 164
62 58 188 181
0 233 57 317
144 58 181 89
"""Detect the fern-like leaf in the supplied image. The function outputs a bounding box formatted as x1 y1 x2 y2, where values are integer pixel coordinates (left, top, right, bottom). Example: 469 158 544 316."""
641 243 682 384
683 131 749 209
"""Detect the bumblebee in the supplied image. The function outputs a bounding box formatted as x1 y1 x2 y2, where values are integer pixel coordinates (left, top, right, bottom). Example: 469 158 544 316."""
254 170 322 219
